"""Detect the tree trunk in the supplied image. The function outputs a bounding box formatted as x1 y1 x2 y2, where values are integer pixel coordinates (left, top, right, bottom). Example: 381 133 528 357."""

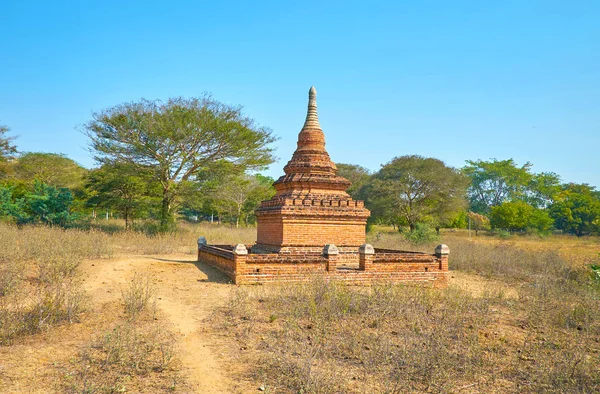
160 188 174 232
125 206 129 230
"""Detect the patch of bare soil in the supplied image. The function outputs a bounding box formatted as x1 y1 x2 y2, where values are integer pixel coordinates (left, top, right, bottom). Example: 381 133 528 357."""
449 270 520 299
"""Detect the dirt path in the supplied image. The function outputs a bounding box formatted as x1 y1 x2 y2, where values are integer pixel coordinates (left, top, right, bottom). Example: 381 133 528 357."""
80 254 238 393
0 254 242 394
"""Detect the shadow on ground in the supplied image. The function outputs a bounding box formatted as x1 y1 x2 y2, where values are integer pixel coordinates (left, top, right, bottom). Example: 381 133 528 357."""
152 257 232 284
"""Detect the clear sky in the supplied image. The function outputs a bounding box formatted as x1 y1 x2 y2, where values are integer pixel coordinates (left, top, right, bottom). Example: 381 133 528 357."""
1 0 599 186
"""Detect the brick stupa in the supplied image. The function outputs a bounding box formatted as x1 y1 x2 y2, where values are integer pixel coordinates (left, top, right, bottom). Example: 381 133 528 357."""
253 87 370 258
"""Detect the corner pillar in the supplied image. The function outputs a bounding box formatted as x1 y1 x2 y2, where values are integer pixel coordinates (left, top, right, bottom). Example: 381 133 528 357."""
435 244 449 271
197 236 207 261
359 243 375 271
233 244 248 284
323 244 339 272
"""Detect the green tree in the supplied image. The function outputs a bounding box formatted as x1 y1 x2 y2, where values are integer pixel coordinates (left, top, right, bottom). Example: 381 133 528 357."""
9 152 88 190
336 163 371 200
490 200 553 233
463 159 533 214
0 186 23 221
467 211 490 236
21 181 74 226
550 183 600 236
526 172 562 208
0 125 17 162
367 155 469 231
85 96 277 232
212 173 275 227
86 163 160 229
0 125 17 179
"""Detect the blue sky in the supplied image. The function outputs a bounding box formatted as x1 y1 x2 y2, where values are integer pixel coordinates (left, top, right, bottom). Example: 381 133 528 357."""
1 0 599 186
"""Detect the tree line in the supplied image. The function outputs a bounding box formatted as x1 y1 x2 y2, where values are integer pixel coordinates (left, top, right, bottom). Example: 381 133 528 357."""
1 96 599 236
338 157 600 237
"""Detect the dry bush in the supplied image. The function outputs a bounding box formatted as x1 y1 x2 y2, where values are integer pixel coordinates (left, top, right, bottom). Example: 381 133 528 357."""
223 281 493 393
122 272 156 319
63 320 182 393
0 223 93 345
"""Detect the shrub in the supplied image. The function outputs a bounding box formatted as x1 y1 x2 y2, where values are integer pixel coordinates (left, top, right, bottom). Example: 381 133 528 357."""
63 321 180 393
404 223 439 245
122 272 155 319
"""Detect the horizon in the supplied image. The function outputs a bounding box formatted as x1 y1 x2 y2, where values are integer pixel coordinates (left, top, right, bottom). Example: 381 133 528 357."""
1 0 598 187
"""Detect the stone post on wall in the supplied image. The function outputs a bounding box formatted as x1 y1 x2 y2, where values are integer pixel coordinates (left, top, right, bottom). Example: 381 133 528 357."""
323 244 339 272
233 244 248 284
197 236 207 262
359 243 375 271
435 244 450 271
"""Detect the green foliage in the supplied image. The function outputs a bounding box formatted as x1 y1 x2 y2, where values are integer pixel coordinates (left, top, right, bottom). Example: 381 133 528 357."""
8 152 87 190
0 186 22 221
336 163 371 200
208 173 275 227
21 181 74 226
0 124 17 163
446 211 468 229
550 183 600 236
526 172 562 208
1 182 75 227
86 163 160 229
367 155 469 230
404 223 440 244
463 158 534 214
590 262 600 286
85 96 277 232
490 200 553 233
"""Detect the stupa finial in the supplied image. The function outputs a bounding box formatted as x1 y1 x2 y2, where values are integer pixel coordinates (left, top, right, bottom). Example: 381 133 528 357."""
303 86 321 129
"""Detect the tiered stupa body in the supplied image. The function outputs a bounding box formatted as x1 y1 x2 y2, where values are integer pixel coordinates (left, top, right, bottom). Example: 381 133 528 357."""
253 87 370 258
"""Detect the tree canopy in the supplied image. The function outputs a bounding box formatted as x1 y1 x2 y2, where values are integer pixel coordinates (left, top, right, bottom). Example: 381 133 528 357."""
85 96 277 231
0 125 17 163
367 155 469 231
8 152 88 190
336 163 371 200
490 200 553 233
463 159 533 214
550 183 600 236
86 163 160 229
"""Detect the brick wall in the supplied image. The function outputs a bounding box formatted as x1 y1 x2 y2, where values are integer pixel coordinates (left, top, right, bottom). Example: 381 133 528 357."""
198 244 449 287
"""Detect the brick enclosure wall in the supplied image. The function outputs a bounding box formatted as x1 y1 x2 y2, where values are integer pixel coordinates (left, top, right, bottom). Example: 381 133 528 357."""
198 244 449 287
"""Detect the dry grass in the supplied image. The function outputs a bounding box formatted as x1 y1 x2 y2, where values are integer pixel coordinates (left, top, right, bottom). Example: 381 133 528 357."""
0 224 105 344
122 271 156 319
79 220 257 255
62 318 182 393
221 229 600 393
62 268 184 393
0 221 253 345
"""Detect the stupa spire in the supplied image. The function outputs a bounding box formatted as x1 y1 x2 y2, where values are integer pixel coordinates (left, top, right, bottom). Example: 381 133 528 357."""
302 86 321 130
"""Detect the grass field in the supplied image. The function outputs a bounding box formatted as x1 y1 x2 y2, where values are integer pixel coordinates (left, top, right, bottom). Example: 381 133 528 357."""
0 222 598 393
